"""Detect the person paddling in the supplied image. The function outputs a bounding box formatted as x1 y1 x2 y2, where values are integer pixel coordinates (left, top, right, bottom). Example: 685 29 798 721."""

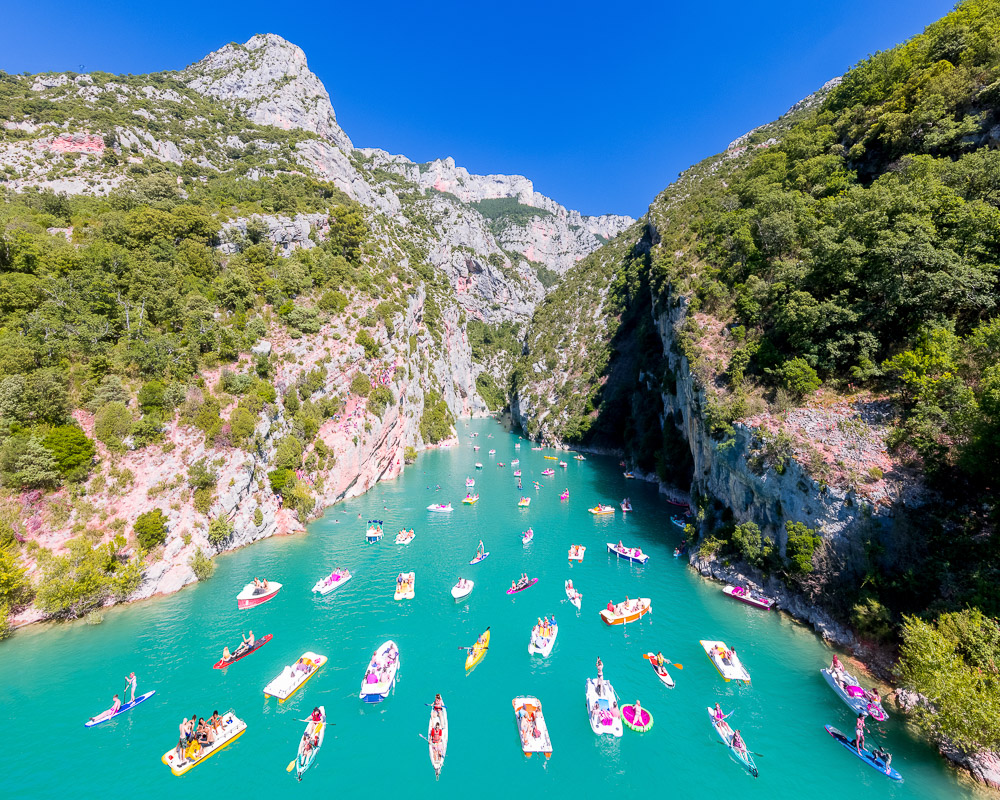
855 713 867 754
731 729 746 754
124 672 137 704
712 703 728 723
476 540 484 558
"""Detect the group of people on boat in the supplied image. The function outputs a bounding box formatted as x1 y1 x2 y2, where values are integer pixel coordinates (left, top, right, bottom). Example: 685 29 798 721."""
367 644 399 681
532 616 556 640
396 573 414 592
714 644 738 666
429 694 445 758
511 573 532 591
614 540 642 558
711 703 746 754
92 671 138 722
606 596 643 616
300 706 324 757
250 577 271 596
515 702 544 742
674 539 689 557
174 711 225 765
221 631 255 663
830 654 883 709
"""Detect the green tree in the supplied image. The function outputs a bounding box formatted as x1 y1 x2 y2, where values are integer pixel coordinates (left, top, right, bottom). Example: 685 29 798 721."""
94 402 134 451
41 425 96 481
731 521 763 564
327 204 368 263
897 610 1000 751
207 517 233 547
784 521 821 574
350 372 371 397
134 509 168 550
0 436 61 489
774 358 821 398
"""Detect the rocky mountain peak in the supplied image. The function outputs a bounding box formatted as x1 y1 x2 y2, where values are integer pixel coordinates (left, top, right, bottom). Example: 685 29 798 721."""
185 33 353 153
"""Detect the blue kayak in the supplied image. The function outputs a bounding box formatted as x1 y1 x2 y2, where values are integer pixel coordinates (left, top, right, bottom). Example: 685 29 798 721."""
85 690 156 727
825 725 902 781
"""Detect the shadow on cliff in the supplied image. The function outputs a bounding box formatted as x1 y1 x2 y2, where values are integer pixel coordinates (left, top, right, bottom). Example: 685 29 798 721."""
571 222 695 488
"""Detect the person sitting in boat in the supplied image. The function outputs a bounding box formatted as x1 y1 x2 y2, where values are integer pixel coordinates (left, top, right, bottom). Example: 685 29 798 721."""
433 694 444 712
294 657 313 675
430 721 444 753
511 580 517 592
252 576 263 594
731 729 746 754
196 717 215 745
567 579 575 592
209 710 222 732
712 703 726 722
617 540 623 550
301 732 314 756
867 687 881 705
221 645 233 663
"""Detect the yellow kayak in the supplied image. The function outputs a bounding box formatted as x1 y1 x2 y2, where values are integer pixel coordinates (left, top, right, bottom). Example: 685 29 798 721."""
465 628 490 671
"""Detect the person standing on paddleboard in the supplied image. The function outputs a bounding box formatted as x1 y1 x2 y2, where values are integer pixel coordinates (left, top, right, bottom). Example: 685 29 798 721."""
855 713 867 754
124 672 137 703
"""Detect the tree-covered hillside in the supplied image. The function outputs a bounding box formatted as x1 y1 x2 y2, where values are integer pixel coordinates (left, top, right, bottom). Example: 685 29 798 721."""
514 0 1000 752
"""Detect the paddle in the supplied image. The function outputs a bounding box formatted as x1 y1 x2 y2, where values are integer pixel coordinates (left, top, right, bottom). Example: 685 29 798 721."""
286 759 297 773
423 703 448 709
642 653 683 669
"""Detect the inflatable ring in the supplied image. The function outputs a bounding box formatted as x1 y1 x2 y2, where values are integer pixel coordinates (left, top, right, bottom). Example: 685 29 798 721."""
622 704 653 732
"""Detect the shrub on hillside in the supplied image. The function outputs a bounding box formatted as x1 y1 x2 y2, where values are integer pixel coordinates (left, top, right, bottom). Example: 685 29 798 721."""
784 521 821 574
350 373 371 397
134 509 168 550
207 517 232 547
94 402 134 451
368 386 394 418
189 547 215 580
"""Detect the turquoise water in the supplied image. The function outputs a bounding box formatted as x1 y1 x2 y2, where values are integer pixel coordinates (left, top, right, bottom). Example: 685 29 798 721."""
1 419 984 798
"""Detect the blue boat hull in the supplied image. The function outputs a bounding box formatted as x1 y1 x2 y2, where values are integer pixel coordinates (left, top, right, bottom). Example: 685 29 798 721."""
825 725 902 781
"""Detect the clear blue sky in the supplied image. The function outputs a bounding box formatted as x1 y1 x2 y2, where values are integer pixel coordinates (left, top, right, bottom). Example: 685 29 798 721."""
3 0 957 218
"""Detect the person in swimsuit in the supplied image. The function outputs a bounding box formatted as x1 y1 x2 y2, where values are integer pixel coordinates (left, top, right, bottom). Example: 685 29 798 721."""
731 729 746 754
109 694 121 714
596 656 604 680
430 722 444 757
221 645 233 663
477 540 484 557
124 672 137 703
713 703 727 723
855 713 867 754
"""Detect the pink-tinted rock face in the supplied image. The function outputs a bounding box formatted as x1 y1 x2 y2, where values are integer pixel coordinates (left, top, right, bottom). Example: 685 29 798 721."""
42 133 105 154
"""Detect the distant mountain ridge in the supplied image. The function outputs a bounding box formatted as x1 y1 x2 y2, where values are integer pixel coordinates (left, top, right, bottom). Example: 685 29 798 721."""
2 33 632 323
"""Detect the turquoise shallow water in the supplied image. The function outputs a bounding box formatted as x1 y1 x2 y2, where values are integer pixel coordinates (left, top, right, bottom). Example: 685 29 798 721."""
1 419 986 798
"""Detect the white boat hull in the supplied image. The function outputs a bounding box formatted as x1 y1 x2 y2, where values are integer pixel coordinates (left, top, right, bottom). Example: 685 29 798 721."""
585 678 623 737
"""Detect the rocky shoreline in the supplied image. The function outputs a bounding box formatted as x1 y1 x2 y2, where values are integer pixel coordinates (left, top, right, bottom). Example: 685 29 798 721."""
686 540 1000 791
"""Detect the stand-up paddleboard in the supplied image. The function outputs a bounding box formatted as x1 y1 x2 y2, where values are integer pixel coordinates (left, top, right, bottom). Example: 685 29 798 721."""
85 690 155 727
469 551 490 565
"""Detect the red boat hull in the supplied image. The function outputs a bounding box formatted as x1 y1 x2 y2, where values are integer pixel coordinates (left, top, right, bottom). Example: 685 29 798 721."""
237 587 280 609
